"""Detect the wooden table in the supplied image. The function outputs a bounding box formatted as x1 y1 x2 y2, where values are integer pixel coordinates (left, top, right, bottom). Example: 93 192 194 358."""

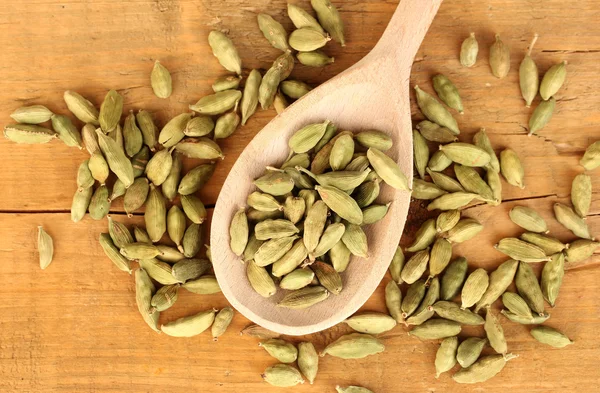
1 0 599 391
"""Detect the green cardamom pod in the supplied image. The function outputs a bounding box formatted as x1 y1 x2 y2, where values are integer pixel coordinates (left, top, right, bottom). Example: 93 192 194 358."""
445 218 484 243
122 111 143 157
51 114 83 149
454 164 494 201
311 260 342 294
401 278 427 318
500 148 525 188
316 185 363 225
278 285 329 309
385 280 403 323
271 239 308 276
530 326 573 348
412 179 447 200
297 341 318 384
167 206 186 251
461 268 489 309
110 179 126 201
565 239 600 263
502 292 533 318
417 120 457 143
260 338 298 363
310 223 345 259
427 192 479 211
184 116 214 137
189 90 242 116
82 123 101 154
150 284 179 313
509 205 548 233
515 261 545 315
344 312 396 334
214 111 240 140
255 219 300 240
257 13 290 51
353 178 381 208
283 196 306 224
432 74 463 114
494 237 550 263
124 177 149 216
440 257 468 301
401 249 430 284
554 202 594 240
541 252 565 307
281 80 313 100
413 130 429 179
255 236 299 267
329 134 354 171
519 34 539 107
460 32 478 67
158 112 192 148
430 301 484 325
178 163 215 195
64 91 99 125
330 239 352 273
321 333 384 359
183 275 221 294
89 185 110 220
76 160 94 191
289 27 331 51
520 232 565 255
120 242 162 260
311 130 352 174
289 120 330 153
408 318 461 340
241 69 262 125
99 233 132 273
37 226 54 270
208 30 242 75
262 364 304 387
10 104 54 124
435 336 458 378
182 223 203 258
580 140 600 170
540 60 567 100
212 75 241 93
489 34 510 78
175 137 224 159
297 50 334 67
311 0 345 46
144 184 166 242
99 89 123 132
71 187 93 223
135 268 159 332
408 277 440 325
150 60 172 99
453 354 517 384
484 309 507 354
428 238 452 277
406 219 436 252
107 216 134 249
341 223 368 258
457 337 487 368
528 97 556 136
501 309 549 324
229 207 249 256
440 142 490 167
280 268 314 290
258 66 281 110
571 173 592 217
96 129 134 187
414 85 460 135
88 151 109 184
367 148 409 191
475 259 518 312
146 148 173 186
161 309 216 337
211 307 234 341
428 168 464 192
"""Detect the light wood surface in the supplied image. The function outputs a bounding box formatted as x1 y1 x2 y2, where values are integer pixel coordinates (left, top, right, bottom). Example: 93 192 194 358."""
1 0 600 392
211 0 441 336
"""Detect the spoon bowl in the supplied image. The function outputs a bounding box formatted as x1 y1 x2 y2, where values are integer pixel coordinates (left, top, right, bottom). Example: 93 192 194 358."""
211 0 443 335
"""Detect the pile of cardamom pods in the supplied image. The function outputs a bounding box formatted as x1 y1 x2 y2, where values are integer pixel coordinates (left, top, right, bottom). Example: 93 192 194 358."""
229 120 407 307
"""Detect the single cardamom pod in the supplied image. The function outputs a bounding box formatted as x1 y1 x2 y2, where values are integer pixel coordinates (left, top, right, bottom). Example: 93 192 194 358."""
178 163 215 195
120 242 162 260
288 3 324 32
229 207 249 256
486 168 502 206
472 128 500 173
456 337 487 368
406 219 436 252
353 179 381 208
144 184 166 242
214 111 240 140
297 342 318 384
519 34 540 107
571 173 592 217
427 192 479 211
161 309 217 337
134 110 158 151
475 259 518 312
580 140 600 170
247 259 277 297
289 27 331 52
71 187 93 223
271 240 308 276
51 114 83 149
260 338 298 363
281 80 313 100
460 268 489 309
282 153 311 170
321 333 384 359
280 268 314 290
3 123 57 144
388 246 404 284
107 216 133 249
540 60 567 100
255 236 299 267
460 32 478 67
183 275 221 294
401 249 430 284
428 238 453 277
440 142 490 167
166 206 186 251
240 69 262 125
341 223 368 258
311 0 345 46
139 258 179 285
212 75 241 93
108 123 123 149
428 168 465 193
312 261 343 294
241 324 280 339
134 268 159 332
181 195 207 224
401 278 427 318
99 89 123 132
489 34 510 78
432 74 463 114
110 179 126 201
182 223 203 258
183 116 214 138
565 239 600 263
150 284 180 313
329 134 354 171
96 129 134 187
257 13 290 51
208 30 242 75
310 223 345 259
82 123 100 154
289 120 330 153
412 179 447 200
454 165 494 201
414 85 460 135
158 113 191 147
554 202 594 240
408 318 462 340
367 148 409 191
258 66 281 110
122 111 143 157
385 280 403 323
541 252 565 307
247 208 284 222
311 130 352 174
509 205 548 233
155 245 185 263
189 90 242 116
146 148 173 187
247 192 283 212
413 130 429 179
435 210 460 233
130 146 150 179
530 326 573 348
298 167 369 191
515 261 545 315
283 196 306 224
344 312 397 334
211 307 234 341
37 226 54 270
297 50 334 67
262 364 304 387
453 354 517 384
63 91 99 125
494 237 550 263
150 60 172 99
274 90 289 114
278 285 329 309
445 218 484 243
273 51 295 80
336 386 373 393
520 232 565 255
255 219 300 240
417 120 457 143
123 177 149 216
175 137 224 160
89 185 110 220
528 97 556 136
435 336 458 378
440 257 468 301
99 233 132 273
354 130 392 151
502 292 533 318
500 148 525 188
316 185 363 225
76 160 94 191
430 301 484 325
88 151 109 184
329 239 351 273
484 309 507 355
10 104 54 124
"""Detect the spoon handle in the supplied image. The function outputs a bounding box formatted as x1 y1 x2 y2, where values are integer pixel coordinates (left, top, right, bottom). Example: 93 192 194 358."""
367 0 443 73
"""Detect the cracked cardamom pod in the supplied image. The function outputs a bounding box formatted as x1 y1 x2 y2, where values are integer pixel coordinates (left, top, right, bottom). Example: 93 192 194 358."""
433 74 463 114
414 85 460 134
500 148 525 188
208 30 242 75
540 60 567 100
489 34 510 78
519 34 539 107
460 33 478 67
528 97 556 136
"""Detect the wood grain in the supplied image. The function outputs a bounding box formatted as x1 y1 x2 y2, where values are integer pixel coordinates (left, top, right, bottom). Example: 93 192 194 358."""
1 0 600 392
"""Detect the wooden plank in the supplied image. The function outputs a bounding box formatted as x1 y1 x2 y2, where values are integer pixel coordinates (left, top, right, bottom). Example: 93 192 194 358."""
1 0 600 211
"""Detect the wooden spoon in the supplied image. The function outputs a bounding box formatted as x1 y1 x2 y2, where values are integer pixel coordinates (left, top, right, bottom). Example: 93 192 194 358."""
211 0 443 335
